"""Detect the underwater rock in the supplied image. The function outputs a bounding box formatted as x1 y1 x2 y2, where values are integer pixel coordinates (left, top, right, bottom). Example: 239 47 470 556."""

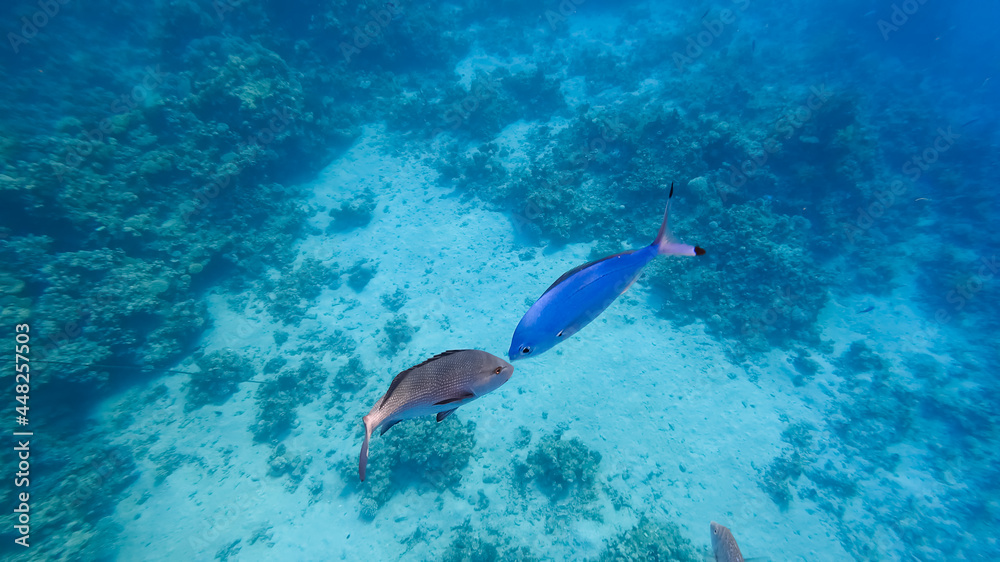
790 348 821 386
346 259 378 291
328 189 377 231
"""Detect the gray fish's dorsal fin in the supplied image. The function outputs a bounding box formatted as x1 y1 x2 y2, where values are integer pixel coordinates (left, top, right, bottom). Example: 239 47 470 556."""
540 250 637 297
378 350 469 409
436 408 459 422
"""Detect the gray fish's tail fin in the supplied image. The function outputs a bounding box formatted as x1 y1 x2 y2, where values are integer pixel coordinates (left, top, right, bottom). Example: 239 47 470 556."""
653 183 705 257
359 415 373 481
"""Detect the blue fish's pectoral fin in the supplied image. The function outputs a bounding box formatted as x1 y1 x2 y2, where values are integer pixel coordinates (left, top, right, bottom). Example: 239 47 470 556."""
436 408 459 422
433 392 474 406
379 419 402 436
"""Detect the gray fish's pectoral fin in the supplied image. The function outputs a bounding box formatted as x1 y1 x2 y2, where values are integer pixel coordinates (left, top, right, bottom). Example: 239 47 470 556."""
379 419 402 436
433 392 474 406
436 408 459 422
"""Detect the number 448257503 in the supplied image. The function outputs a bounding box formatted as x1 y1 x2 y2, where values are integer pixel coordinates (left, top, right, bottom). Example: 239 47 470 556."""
15 324 29 423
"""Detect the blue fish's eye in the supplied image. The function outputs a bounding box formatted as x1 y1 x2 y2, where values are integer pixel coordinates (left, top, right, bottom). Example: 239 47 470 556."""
521 347 531 354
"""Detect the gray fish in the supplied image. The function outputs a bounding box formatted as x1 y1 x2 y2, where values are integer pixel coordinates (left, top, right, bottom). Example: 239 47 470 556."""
359 349 514 481
711 522 745 562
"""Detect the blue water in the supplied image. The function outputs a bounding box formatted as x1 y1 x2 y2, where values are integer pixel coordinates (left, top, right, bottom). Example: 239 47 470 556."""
1 0 998 560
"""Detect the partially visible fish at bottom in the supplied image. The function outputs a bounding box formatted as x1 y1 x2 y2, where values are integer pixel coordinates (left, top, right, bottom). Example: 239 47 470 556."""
710 521 745 562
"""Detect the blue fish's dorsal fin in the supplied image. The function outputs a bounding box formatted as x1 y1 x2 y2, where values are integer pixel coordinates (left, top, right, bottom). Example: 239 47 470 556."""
653 182 676 248
378 350 468 409
541 250 637 297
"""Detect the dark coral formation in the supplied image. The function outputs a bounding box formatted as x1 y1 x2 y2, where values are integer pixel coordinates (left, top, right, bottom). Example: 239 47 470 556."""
379 287 408 312
346 259 378 292
595 517 699 562
331 355 370 394
381 313 417 356
251 357 328 443
342 416 478 518
185 349 254 410
515 431 602 505
328 189 377 231
440 519 539 562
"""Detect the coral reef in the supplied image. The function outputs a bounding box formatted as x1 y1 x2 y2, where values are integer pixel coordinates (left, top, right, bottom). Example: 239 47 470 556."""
439 519 538 562
379 287 407 312
342 416 478 518
251 357 328 443
185 350 254 411
381 313 417 356
331 356 370 394
265 257 341 325
594 517 699 562
267 443 311 491
514 431 602 504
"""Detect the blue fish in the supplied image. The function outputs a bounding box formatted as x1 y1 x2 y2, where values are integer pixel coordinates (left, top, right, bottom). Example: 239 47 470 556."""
508 184 704 361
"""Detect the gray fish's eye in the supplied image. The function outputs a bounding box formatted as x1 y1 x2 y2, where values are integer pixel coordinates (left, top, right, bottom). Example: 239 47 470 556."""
494 366 503 375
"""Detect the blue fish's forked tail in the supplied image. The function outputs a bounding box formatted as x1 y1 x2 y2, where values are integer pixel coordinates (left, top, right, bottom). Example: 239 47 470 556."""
654 183 706 257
